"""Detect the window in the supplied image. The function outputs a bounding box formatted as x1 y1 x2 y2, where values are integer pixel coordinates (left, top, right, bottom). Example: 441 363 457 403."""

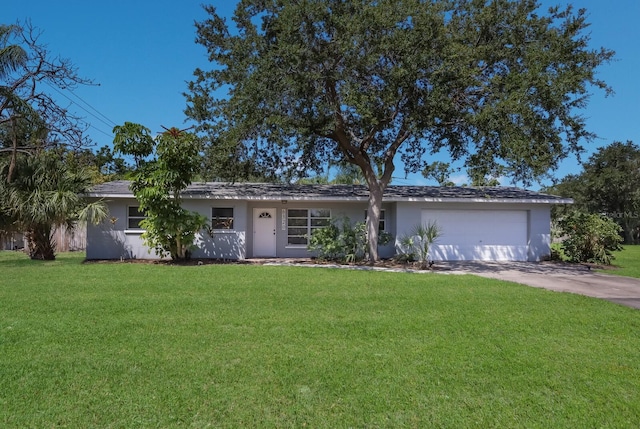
127 206 147 230
364 209 386 232
287 208 331 245
212 207 234 230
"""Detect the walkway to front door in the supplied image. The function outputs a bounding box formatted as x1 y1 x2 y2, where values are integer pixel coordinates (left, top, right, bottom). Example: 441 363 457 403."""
253 208 276 257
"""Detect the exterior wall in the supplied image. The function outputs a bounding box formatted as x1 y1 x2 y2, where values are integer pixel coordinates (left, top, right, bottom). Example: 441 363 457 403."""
527 207 552 261
395 201 552 262
187 199 248 260
86 198 248 260
245 200 395 258
87 196 552 261
87 198 394 260
86 198 151 260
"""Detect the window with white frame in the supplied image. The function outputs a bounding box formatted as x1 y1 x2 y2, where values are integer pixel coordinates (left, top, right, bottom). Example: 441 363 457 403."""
364 209 386 232
212 207 234 230
127 206 147 230
287 208 331 245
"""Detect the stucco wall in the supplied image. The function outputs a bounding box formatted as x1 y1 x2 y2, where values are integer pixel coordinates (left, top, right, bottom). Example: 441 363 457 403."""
87 198 395 260
527 207 551 261
87 197 552 261
245 201 395 259
86 198 248 260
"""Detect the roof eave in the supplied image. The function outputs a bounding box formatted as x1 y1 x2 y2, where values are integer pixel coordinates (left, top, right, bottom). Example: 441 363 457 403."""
87 192 572 204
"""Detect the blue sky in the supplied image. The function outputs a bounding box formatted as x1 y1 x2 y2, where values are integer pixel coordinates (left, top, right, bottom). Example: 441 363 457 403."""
6 1 639 187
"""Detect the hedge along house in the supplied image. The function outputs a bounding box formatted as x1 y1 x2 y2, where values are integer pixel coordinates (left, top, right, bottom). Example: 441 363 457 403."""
85 180 571 262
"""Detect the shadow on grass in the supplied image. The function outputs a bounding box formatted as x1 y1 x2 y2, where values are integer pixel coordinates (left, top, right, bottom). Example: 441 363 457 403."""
0 250 86 267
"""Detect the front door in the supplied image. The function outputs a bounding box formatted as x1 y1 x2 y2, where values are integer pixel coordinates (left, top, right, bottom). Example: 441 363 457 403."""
253 208 276 257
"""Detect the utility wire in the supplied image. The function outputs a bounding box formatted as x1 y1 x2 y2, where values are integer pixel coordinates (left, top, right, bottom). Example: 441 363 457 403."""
42 81 117 131
88 123 115 139
65 86 118 127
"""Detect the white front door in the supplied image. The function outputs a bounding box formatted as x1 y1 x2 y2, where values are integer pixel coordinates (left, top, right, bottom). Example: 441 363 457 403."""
253 208 276 257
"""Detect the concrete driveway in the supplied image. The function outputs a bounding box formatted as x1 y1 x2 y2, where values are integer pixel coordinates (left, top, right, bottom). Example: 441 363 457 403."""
442 261 640 310
261 258 640 310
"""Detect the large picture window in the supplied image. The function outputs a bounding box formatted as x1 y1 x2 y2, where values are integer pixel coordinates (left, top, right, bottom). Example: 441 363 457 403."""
212 207 234 230
127 206 147 230
287 208 331 245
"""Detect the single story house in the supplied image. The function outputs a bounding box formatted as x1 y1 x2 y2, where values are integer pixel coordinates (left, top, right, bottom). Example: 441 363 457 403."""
85 180 571 262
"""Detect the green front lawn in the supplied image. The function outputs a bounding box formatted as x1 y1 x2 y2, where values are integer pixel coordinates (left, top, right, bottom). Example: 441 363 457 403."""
1 252 640 427
607 245 640 278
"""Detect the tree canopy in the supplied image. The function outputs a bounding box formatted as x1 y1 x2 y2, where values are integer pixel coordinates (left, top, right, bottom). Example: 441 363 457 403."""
546 140 640 244
187 0 613 261
1 22 93 182
113 123 208 260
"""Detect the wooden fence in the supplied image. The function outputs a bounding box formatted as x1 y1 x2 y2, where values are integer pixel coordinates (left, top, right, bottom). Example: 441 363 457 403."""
1 224 86 252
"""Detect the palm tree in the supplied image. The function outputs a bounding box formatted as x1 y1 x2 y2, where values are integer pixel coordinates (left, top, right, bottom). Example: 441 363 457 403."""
0 150 107 260
0 24 27 79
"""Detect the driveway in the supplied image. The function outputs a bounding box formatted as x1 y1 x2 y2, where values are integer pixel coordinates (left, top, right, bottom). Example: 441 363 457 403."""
441 261 640 310
261 258 640 310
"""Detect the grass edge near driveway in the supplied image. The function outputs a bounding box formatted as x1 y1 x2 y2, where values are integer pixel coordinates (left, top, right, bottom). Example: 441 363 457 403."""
1 251 640 428
600 245 640 278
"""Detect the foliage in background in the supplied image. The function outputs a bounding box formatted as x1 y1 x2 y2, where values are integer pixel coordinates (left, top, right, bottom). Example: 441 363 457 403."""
398 221 442 269
546 141 640 244
0 22 94 183
187 0 613 261
0 151 107 259
307 216 392 263
555 211 623 265
113 123 207 260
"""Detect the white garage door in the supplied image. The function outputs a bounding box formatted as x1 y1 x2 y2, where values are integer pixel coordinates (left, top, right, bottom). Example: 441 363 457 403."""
421 209 528 261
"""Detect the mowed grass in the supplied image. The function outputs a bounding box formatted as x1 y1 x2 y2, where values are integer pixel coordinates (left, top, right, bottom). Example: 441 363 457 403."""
608 245 640 278
1 252 640 428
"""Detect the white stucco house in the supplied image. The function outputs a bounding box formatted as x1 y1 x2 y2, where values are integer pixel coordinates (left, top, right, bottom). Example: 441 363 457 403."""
85 181 571 262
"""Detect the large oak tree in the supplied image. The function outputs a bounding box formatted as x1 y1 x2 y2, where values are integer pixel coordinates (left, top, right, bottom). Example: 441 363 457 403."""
187 0 613 261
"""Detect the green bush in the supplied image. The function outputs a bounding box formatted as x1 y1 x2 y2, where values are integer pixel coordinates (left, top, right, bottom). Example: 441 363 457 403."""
307 216 392 263
556 211 623 265
398 221 442 269
549 242 568 262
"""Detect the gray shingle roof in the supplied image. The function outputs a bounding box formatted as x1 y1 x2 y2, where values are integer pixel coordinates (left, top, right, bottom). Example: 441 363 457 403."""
88 180 571 203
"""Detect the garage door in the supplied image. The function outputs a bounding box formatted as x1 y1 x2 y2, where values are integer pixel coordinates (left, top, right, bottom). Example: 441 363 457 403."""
421 209 528 261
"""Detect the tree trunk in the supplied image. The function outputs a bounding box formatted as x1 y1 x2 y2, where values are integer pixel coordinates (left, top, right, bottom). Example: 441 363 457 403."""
26 225 56 260
365 181 385 263
622 216 637 244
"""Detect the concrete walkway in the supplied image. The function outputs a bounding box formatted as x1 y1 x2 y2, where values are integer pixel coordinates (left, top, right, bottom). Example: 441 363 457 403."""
260 259 640 310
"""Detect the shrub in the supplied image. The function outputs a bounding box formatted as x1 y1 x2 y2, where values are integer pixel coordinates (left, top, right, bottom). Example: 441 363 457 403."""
307 216 392 263
556 211 623 265
398 221 441 269
549 242 568 262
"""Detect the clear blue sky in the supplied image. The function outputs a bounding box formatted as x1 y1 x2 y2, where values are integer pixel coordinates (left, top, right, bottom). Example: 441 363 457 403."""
6 1 639 187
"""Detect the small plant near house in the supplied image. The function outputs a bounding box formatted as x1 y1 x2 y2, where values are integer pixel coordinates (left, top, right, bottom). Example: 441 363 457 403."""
555 211 623 265
307 216 391 263
398 221 442 269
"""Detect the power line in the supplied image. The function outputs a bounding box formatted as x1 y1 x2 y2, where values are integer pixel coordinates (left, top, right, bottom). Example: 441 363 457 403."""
88 123 114 139
65 86 118 128
42 81 117 131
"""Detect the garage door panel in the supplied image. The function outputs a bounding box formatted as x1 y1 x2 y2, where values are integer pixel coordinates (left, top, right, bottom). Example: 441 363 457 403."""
421 209 528 261
430 245 529 261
